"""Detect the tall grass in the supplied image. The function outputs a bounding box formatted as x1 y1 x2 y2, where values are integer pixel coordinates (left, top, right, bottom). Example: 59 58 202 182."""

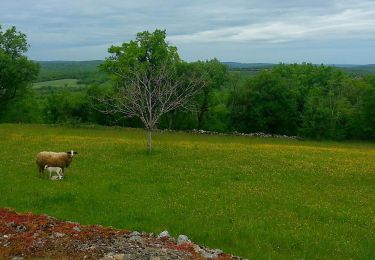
0 124 374 258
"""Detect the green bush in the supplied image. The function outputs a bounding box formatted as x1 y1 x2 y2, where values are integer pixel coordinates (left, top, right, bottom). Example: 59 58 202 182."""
0 89 42 123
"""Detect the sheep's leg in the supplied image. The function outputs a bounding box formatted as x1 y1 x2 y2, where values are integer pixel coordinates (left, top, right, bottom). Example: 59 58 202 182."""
57 170 63 180
38 167 43 178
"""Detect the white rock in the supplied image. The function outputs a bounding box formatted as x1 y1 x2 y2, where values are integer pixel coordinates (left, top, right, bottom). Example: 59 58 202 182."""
101 253 126 260
158 230 170 238
11 256 24 260
130 231 140 236
16 225 27 233
73 226 81 232
193 245 223 259
53 232 66 238
213 249 223 255
177 234 191 245
129 235 142 242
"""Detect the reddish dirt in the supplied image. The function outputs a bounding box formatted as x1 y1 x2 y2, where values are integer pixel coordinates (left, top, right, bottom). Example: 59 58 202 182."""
0 208 241 259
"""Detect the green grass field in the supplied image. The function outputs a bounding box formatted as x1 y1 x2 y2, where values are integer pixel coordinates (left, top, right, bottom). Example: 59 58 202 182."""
32 79 88 96
0 124 374 258
33 79 84 89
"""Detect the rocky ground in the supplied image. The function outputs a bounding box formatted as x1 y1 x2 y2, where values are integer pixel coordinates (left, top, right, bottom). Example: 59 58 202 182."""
159 128 299 140
0 208 243 259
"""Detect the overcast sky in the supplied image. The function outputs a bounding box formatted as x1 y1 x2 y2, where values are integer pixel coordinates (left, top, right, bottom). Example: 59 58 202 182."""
1 0 374 64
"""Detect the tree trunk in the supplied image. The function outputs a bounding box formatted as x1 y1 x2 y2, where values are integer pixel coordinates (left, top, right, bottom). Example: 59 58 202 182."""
168 111 174 130
147 130 152 153
198 91 209 129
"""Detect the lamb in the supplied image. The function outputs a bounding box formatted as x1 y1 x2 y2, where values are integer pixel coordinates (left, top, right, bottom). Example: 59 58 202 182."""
36 150 78 177
44 165 63 180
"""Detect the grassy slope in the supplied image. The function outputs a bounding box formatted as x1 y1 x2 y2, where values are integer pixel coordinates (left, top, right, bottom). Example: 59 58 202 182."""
0 124 374 258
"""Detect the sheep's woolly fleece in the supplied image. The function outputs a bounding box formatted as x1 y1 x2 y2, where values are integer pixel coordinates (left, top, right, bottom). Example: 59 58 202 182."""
36 152 74 172
0 208 243 259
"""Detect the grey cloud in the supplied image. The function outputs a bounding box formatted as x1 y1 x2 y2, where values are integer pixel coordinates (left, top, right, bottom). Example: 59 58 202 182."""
1 0 374 63
169 7 375 44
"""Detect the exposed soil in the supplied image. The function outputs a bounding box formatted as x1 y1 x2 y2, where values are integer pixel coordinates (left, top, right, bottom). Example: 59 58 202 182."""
0 208 242 259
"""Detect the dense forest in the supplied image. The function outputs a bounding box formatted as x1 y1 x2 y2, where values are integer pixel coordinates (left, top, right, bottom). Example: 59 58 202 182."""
1 26 374 140
1 60 374 140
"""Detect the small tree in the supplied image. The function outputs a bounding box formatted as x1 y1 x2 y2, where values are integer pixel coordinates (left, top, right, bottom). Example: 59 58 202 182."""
99 29 205 152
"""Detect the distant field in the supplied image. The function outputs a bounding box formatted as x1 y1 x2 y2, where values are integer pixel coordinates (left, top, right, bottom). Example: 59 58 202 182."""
33 79 84 89
0 124 374 258
33 79 87 95
36 60 104 82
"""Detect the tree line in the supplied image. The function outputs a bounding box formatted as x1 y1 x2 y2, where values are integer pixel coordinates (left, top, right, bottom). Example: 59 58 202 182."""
1 25 374 141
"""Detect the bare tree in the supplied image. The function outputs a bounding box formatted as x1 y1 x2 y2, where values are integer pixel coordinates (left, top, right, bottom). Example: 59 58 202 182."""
98 63 205 152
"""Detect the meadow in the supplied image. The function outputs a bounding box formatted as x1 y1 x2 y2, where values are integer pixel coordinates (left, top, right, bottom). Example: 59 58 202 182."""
0 124 374 258
32 79 88 97
33 79 83 89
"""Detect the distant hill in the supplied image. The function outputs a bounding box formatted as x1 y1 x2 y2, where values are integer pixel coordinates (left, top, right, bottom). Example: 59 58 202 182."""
341 64 375 76
34 60 375 83
37 60 103 73
223 62 274 70
223 62 375 76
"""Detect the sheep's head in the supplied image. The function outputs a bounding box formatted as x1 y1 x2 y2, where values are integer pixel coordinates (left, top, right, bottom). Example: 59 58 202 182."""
67 150 78 157
44 165 49 170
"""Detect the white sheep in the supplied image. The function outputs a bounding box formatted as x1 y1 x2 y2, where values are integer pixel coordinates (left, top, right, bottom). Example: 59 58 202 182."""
44 165 64 180
36 150 78 177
